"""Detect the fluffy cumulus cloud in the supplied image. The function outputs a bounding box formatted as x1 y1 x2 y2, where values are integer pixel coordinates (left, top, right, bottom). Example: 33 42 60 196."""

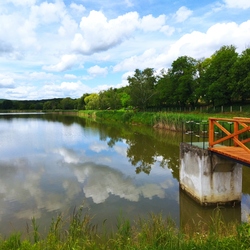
0 0 250 99
30 1 65 24
72 11 139 55
113 19 250 72
168 20 250 59
71 10 169 55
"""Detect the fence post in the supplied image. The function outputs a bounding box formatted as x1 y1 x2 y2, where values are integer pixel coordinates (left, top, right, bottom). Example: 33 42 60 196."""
209 118 214 147
234 119 239 147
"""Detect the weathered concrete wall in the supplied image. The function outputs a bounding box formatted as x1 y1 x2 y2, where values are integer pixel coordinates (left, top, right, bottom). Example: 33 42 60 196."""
180 143 242 206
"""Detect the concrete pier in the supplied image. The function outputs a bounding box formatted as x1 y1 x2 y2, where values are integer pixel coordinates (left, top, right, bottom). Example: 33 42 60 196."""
180 143 242 206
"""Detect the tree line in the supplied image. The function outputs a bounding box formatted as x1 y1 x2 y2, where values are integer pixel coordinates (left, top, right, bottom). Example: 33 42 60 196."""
1 45 250 111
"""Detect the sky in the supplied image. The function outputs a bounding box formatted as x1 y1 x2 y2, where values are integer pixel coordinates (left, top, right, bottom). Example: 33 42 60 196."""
0 0 250 100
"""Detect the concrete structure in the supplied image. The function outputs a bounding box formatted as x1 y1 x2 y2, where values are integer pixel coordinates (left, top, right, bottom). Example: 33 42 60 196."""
180 142 242 206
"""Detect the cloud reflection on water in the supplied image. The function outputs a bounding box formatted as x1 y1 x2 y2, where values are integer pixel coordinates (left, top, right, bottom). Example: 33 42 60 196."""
59 147 168 204
0 144 176 224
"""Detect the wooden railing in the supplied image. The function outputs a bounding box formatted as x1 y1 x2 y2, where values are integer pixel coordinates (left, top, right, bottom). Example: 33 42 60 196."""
209 117 250 153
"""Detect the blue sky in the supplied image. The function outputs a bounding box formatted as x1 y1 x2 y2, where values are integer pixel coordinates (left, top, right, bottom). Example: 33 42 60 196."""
0 0 250 100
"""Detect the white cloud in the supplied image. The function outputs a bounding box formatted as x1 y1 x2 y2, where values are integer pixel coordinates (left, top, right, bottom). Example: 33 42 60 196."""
30 1 65 25
28 71 54 80
140 14 166 31
174 6 193 23
224 0 250 9
0 0 250 100
0 40 13 54
160 25 175 36
87 65 108 76
169 20 250 59
114 20 250 73
58 14 78 37
40 80 92 99
6 0 36 6
0 13 35 51
113 48 158 72
72 11 139 54
125 0 134 7
70 3 86 13
43 54 79 72
64 74 77 79
0 76 14 88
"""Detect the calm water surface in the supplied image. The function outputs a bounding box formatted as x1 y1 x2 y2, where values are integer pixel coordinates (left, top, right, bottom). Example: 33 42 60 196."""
0 113 249 237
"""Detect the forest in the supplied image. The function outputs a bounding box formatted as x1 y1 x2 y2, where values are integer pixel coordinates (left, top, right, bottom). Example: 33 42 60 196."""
1 45 250 111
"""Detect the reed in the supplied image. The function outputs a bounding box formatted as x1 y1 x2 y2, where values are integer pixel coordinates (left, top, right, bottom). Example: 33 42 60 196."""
0 209 249 249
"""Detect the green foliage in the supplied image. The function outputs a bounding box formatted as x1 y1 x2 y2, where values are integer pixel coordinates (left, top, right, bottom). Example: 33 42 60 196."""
204 45 238 106
0 209 248 250
2 100 13 109
169 56 198 106
231 48 250 102
84 93 99 110
127 68 157 110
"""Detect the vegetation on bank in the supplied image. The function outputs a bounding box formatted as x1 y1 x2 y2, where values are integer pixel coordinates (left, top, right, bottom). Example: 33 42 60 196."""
0 208 249 250
78 109 250 131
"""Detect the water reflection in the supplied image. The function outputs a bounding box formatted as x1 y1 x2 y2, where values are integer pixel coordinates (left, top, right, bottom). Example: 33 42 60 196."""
179 189 241 232
0 113 249 238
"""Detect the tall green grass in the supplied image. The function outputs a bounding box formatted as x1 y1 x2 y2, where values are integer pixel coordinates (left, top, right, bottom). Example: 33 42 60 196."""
0 208 249 249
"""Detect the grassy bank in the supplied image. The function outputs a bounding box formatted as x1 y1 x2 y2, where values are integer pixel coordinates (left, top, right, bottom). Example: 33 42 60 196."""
78 110 250 131
0 208 249 249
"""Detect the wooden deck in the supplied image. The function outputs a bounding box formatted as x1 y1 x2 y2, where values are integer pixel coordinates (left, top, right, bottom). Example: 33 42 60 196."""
209 146 250 166
208 117 250 166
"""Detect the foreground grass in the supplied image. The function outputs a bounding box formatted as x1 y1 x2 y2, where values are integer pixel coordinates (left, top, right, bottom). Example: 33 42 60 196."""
0 209 249 250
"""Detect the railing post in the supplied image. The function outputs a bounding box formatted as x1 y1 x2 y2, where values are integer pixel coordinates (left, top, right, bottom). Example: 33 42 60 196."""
202 122 206 149
182 122 184 143
190 121 193 145
209 118 214 147
234 120 239 147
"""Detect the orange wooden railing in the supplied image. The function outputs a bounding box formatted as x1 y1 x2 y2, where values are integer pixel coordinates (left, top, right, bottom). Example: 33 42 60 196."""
209 117 250 153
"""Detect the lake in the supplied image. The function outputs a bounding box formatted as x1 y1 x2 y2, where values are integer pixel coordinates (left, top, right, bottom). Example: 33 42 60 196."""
0 113 249 237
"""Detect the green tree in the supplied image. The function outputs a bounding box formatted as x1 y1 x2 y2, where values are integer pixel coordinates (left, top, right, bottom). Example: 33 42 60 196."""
61 97 76 110
195 57 212 104
127 68 156 110
77 93 89 110
154 69 175 108
84 94 99 110
230 48 250 102
2 100 13 109
169 56 198 107
98 91 109 110
204 45 238 106
43 101 53 110
120 92 131 109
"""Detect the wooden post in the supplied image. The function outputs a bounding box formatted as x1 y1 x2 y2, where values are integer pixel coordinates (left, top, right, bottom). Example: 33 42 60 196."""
234 120 239 147
209 118 214 147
